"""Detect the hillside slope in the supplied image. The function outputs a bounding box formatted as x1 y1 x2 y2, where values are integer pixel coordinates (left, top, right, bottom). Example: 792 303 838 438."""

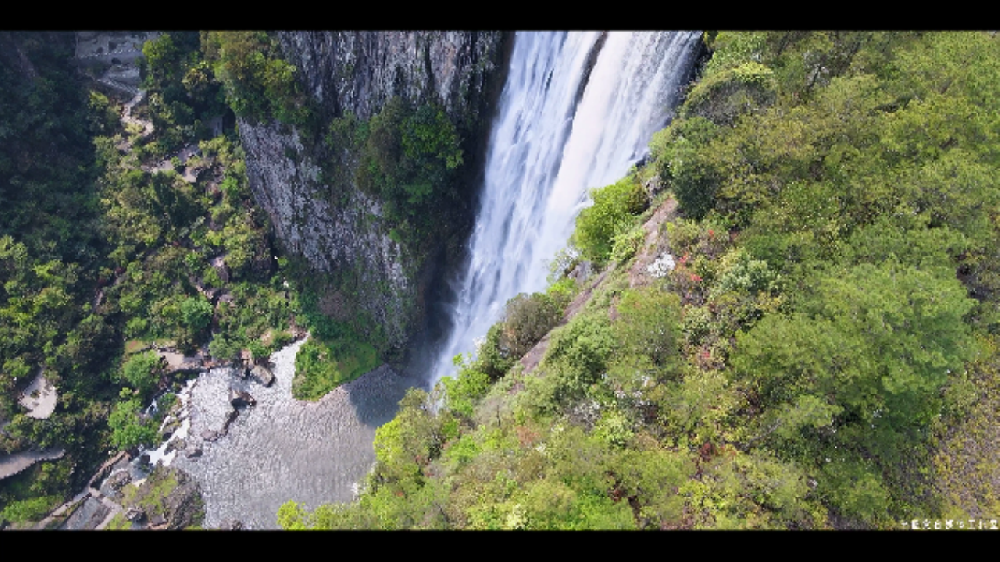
278 31 1000 530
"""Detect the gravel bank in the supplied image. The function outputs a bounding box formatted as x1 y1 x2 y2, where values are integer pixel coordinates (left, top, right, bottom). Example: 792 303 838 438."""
173 338 417 529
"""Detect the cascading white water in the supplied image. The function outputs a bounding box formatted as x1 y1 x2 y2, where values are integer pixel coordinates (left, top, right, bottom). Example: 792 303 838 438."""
429 31 701 387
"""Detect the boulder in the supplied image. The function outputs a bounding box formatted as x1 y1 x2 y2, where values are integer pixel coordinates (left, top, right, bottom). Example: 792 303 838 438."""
229 388 256 409
200 430 219 442
106 470 132 491
250 364 274 387
219 519 243 530
221 409 239 435
125 507 146 522
211 256 229 285
203 288 219 304
148 512 166 527
119 465 205 529
185 446 202 459
569 260 594 284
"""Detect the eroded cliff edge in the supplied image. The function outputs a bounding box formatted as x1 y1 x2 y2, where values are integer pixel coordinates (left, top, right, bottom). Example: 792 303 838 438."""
238 32 510 364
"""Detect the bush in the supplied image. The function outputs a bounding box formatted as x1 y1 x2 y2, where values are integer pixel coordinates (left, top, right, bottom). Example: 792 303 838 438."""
0 496 61 524
651 117 720 219
540 312 616 405
476 324 515 381
572 177 648 263
120 351 162 397
180 295 212 333
499 293 562 361
443 354 492 418
109 391 158 451
208 333 240 363
614 287 682 368
203 31 310 125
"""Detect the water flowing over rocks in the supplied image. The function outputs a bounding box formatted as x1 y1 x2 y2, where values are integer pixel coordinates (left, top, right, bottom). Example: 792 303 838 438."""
173 338 417 529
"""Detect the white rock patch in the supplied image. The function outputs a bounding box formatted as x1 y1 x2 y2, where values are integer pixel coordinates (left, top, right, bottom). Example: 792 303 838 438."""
18 371 58 420
646 253 676 278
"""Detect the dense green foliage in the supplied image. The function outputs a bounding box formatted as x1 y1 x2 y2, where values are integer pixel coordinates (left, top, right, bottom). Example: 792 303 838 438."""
282 31 1000 530
3 30 997 530
0 33 124 515
354 97 466 244
201 31 310 126
108 389 158 451
119 351 162 398
0 32 308 522
572 176 649 263
138 32 228 156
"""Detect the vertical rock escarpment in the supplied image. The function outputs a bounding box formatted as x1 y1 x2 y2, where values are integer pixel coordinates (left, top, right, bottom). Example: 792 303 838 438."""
237 32 509 361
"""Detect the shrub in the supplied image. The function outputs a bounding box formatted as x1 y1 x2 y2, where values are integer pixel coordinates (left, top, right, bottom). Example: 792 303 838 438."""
710 248 778 299
208 333 240 363
109 391 158 451
610 226 646 263
179 295 212 333
474 324 514 381
541 312 616 405
0 496 61 524
572 177 648 263
499 293 562 360
614 287 682 368
443 354 491 418
120 351 162 397
652 117 721 219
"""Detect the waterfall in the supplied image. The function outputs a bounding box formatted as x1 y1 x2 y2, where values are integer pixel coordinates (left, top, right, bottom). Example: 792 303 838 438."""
429 31 701 387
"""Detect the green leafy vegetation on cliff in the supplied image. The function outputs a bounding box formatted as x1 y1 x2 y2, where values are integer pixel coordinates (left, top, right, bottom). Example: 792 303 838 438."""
281 31 1000 530
201 31 311 127
356 98 465 236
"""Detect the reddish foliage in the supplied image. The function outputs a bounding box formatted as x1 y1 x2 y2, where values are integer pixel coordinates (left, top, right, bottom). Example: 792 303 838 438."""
698 441 716 462
516 425 539 447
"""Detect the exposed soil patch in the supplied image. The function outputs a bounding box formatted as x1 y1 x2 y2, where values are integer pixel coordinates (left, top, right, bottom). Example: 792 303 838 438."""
628 197 678 289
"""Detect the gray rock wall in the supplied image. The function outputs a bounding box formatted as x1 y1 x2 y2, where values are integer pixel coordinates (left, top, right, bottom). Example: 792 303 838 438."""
238 32 508 354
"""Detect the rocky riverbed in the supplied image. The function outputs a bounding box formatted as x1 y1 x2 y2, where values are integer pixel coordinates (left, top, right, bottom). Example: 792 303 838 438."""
172 338 417 529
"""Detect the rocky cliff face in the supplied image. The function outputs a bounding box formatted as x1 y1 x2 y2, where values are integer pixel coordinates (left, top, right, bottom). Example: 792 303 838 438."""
238 32 509 358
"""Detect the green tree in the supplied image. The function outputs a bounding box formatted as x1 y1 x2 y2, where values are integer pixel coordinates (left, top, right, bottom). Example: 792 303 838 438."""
613 286 682 368
180 295 212 333
120 351 162 397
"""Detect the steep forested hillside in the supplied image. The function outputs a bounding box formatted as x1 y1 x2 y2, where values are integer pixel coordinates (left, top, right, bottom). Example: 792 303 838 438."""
0 31 307 527
277 31 1000 529
3 31 999 530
